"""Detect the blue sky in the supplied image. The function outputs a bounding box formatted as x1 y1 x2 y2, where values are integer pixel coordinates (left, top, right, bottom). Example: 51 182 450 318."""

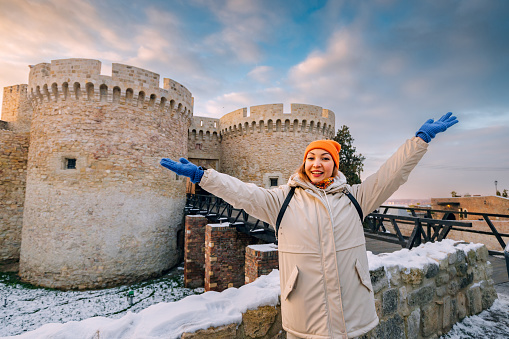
1 0 508 199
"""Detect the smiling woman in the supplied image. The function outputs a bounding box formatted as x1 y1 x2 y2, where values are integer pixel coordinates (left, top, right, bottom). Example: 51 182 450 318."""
161 112 458 338
301 139 340 184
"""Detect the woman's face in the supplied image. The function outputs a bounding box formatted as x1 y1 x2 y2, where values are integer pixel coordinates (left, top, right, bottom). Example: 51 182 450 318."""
305 148 335 184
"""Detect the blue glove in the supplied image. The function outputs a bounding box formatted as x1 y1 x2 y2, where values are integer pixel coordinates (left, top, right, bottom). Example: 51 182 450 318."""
415 112 458 143
160 158 204 183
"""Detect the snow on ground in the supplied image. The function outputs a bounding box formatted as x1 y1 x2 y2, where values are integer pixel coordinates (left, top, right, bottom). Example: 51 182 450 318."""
0 265 203 337
1 240 508 338
1 270 280 339
440 293 509 339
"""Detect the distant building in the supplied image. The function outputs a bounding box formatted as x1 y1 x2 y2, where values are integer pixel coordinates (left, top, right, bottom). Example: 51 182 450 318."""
431 196 509 220
430 195 509 252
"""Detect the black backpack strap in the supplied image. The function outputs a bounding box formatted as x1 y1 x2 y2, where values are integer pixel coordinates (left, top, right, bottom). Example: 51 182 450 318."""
342 187 364 221
275 187 296 240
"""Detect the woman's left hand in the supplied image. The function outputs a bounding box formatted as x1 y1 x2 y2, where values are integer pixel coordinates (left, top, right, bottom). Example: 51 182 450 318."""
415 112 459 143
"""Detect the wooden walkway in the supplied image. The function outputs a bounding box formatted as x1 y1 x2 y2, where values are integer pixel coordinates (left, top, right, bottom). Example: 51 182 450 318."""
365 237 509 285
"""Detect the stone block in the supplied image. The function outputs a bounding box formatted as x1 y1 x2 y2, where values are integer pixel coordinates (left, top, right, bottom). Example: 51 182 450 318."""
447 251 457 265
447 280 459 296
466 249 477 265
398 286 410 316
408 285 435 308
438 257 449 270
401 268 424 286
436 273 449 286
442 296 452 330
480 280 497 310
457 292 467 320
420 303 439 337
374 298 382 319
455 249 466 264
386 266 401 286
467 286 483 315
450 298 458 327
425 263 439 279
473 265 486 282
459 272 474 289
406 308 420 339
486 261 493 277
448 266 457 280
242 305 278 338
382 288 398 316
456 263 468 277
181 323 238 338
476 246 488 262
436 286 446 298
373 314 404 339
370 267 388 293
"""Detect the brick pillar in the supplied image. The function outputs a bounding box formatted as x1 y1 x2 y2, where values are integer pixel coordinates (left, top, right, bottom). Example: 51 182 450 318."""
184 215 208 288
204 224 253 292
245 244 279 284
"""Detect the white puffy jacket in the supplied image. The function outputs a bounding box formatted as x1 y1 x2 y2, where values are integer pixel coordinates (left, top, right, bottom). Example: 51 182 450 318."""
199 137 428 338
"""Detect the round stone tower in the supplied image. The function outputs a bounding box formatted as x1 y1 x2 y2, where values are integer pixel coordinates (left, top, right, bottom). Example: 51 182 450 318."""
20 58 193 289
218 103 335 187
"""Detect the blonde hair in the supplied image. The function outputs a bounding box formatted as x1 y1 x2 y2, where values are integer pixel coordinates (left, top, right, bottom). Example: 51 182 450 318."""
296 163 338 182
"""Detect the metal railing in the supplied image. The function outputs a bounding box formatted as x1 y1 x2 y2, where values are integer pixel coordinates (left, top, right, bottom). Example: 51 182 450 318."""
185 194 275 243
186 194 509 255
367 205 509 255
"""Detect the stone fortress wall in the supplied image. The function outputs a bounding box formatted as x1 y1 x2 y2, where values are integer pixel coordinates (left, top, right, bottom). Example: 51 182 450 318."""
190 103 335 188
4 58 193 289
1 57 336 289
188 116 221 170
0 85 31 271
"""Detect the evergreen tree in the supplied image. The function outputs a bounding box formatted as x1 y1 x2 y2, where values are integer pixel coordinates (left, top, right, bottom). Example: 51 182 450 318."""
333 125 366 184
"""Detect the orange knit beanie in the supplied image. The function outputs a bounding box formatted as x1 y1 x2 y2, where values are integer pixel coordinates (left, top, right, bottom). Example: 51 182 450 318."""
303 140 341 167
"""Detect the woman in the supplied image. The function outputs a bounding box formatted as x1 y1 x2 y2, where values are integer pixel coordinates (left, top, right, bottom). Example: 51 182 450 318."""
161 113 458 338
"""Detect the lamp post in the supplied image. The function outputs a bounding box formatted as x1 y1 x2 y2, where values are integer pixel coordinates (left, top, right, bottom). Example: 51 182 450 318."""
495 180 498 195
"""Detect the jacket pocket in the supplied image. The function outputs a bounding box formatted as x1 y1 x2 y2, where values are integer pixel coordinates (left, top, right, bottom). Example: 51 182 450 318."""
355 259 373 292
282 265 299 300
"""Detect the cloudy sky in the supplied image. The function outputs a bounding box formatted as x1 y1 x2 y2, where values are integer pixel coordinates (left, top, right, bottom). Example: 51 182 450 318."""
1 0 508 199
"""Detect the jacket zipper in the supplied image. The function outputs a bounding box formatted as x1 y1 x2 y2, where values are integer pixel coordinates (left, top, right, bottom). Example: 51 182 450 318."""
318 188 349 337
314 191 334 338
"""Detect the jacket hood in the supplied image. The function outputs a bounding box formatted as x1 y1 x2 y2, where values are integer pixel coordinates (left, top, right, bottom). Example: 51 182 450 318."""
288 171 348 194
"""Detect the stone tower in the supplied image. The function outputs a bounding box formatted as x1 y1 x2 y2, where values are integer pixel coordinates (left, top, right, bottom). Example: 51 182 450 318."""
189 103 335 188
19 58 193 289
0 85 31 272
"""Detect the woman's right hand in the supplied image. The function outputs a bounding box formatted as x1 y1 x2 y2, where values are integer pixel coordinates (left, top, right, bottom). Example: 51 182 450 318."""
160 158 204 183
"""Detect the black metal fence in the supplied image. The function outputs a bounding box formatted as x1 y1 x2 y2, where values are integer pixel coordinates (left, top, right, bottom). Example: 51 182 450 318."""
185 194 275 243
367 205 509 256
186 194 509 255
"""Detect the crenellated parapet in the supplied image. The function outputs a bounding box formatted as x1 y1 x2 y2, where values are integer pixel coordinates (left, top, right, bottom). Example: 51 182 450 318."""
17 58 193 289
188 116 220 141
27 59 194 120
218 103 335 139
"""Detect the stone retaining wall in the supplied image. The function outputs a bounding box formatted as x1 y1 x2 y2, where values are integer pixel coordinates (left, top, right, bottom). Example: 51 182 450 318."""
182 239 497 338
360 243 497 338
181 305 284 339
